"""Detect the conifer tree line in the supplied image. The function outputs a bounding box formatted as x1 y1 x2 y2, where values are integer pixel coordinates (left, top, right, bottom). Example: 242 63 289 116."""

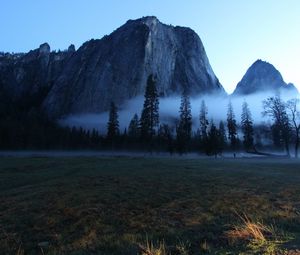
1 74 300 157
103 75 300 158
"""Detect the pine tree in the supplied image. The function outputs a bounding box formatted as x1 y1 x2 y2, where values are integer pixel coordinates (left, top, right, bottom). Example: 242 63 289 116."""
199 100 209 140
206 120 221 157
91 128 100 148
241 101 254 152
128 114 139 138
176 92 192 153
218 121 227 152
107 102 119 141
158 124 174 154
227 101 237 150
140 75 159 141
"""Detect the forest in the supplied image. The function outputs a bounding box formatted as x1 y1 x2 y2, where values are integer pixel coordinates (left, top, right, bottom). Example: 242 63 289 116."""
1 74 299 158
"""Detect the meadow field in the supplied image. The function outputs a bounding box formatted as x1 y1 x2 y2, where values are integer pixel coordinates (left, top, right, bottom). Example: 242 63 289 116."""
0 155 300 254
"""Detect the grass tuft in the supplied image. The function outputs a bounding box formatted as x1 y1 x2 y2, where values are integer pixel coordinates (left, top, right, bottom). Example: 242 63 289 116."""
138 239 167 255
225 212 293 254
226 213 273 242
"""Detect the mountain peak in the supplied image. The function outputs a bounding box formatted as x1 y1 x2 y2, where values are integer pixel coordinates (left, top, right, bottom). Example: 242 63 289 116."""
39 43 50 54
138 16 160 30
233 60 298 95
252 59 267 65
123 16 166 32
139 16 159 23
126 16 160 26
250 59 281 74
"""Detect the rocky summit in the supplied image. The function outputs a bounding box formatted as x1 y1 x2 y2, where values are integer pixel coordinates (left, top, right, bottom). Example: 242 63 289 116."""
232 59 298 96
0 16 225 119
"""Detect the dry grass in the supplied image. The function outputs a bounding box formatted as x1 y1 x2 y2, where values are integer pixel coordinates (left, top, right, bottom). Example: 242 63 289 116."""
138 239 167 255
225 213 274 243
225 212 294 255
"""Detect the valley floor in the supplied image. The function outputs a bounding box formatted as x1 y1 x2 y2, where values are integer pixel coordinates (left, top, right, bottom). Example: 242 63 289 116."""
0 156 300 254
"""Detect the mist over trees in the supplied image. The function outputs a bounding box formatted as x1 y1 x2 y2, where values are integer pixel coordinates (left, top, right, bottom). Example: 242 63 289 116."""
106 102 120 149
107 102 119 140
241 101 255 152
140 75 159 143
286 99 300 158
263 95 291 156
176 92 192 154
227 101 238 151
205 121 220 157
199 100 209 141
199 100 209 151
262 95 300 158
128 114 139 139
1 73 300 158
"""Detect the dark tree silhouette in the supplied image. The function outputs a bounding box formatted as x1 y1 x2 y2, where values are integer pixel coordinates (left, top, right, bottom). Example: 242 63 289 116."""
241 101 255 152
158 124 174 154
128 114 140 139
106 102 119 141
263 95 291 156
176 92 192 154
227 101 238 151
205 120 223 157
218 121 227 153
199 100 209 140
286 99 300 158
140 74 159 142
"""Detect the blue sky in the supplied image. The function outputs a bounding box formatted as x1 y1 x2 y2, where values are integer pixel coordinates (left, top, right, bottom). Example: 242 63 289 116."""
1 0 299 93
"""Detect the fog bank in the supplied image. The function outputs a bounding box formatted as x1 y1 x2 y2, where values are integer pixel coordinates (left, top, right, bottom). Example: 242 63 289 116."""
59 92 298 133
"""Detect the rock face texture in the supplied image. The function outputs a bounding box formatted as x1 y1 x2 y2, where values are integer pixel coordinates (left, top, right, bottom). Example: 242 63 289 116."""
0 16 224 119
233 60 298 96
0 43 74 105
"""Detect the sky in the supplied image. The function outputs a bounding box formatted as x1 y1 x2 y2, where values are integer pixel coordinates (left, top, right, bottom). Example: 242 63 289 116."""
1 0 299 94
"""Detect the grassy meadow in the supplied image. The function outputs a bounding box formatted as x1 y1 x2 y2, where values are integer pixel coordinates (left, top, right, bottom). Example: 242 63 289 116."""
0 155 300 254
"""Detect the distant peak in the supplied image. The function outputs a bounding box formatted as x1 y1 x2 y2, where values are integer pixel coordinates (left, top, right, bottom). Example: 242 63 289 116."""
252 59 269 66
232 59 297 95
127 16 160 27
140 16 159 21
142 16 160 29
248 59 280 74
68 44 76 52
39 43 50 54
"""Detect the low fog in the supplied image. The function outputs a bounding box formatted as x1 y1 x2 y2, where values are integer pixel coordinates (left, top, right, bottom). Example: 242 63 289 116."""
59 92 298 133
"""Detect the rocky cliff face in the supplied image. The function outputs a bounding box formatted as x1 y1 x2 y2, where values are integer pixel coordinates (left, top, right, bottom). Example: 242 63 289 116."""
44 16 225 118
0 43 74 105
232 60 298 96
0 16 224 119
